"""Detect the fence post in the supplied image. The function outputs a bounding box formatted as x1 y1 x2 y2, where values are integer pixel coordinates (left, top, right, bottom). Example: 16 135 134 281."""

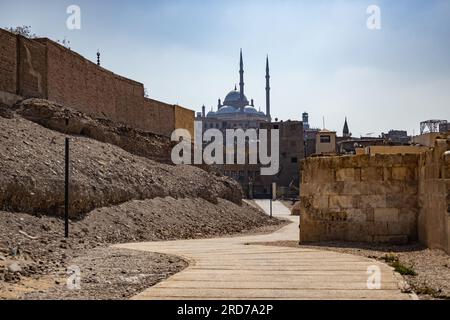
64 137 70 238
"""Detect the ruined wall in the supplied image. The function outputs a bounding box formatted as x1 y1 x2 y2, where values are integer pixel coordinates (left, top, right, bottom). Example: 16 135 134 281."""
300 154 419 244
0 29 194 137
418 137 450 253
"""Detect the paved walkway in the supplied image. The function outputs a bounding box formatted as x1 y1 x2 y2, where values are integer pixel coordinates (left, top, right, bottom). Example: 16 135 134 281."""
115 201 414 300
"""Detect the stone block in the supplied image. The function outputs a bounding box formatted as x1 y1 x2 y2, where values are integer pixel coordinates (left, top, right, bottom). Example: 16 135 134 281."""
374 208 399 222
336 168 355 182
392 166 416 181
365 208 375 222
360 195 387 209
383 167 392 181
341 182 363 195
386 193 417 208
361 167 383 182
346 209 366 223
312 195 329 209
346 223 372 242
329 195 355 209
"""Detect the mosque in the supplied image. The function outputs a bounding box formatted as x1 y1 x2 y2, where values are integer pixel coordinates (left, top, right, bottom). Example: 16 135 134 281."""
196 50 271 130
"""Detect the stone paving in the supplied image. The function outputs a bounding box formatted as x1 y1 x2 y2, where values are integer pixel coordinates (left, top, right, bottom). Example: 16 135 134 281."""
115 201 414 300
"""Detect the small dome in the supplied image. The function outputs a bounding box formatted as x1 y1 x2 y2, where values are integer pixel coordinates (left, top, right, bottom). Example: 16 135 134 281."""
243 106 258 114
216 105 237 114
206 110 216 117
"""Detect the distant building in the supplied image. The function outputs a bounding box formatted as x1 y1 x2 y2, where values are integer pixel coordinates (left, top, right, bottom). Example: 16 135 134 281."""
382 130 410 145
258 121 304 197
316 129 337 154
196 50 304 198
196 50 270 131
302 112 320 157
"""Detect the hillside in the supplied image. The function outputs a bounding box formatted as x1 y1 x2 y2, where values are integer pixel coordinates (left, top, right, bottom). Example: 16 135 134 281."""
0 100 284 299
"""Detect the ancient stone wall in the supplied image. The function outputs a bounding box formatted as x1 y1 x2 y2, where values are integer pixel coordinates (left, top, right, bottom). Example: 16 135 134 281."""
418 137 450 253
0 28 194 137
300 137 450 253
300 154 419 244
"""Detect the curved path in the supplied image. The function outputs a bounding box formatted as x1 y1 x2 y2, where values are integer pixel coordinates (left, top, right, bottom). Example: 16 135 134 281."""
115 201 414 300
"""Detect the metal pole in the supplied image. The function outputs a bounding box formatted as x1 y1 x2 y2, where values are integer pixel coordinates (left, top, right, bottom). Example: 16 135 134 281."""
64 137 69 238
270 185 273 219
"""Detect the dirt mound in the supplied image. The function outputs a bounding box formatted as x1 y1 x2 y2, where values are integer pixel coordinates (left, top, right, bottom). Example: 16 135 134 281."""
0 113 242 217
14 99 173 163
0 197 282 286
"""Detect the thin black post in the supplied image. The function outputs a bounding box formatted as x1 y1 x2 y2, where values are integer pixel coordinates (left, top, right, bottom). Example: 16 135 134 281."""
64 137 70 238
270 185 273 219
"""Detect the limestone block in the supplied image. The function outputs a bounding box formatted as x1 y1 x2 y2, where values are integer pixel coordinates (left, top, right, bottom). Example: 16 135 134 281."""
386 193 417 208
360 195 387 209
365 208 375 222
361 167 383 182
346 209 366 223
329 195 355 209
336 168 355 182
312 195 329 209
387 222 407 235
346 223 372 242
370 221 389 235
374 208 399 223
392 167 411 181
341 182 363 195
383 167 392 181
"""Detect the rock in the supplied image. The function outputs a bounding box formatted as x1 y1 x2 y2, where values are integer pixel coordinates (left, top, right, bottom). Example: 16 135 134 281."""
8 262 22 273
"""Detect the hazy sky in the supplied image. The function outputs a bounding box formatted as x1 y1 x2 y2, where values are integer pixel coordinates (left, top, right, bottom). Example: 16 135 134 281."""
1 0 449 136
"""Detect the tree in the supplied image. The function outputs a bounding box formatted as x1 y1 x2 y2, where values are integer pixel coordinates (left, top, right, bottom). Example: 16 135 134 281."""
6 25 36 38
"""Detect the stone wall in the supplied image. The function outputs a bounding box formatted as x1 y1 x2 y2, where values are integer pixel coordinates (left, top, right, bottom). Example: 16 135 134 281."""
300 154 419 244
0 28 194 137
300 136 450 253
418 137 450 253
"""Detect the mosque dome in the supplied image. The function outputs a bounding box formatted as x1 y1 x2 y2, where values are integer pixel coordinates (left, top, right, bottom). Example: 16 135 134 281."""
206 110 216 117
223 90 248 106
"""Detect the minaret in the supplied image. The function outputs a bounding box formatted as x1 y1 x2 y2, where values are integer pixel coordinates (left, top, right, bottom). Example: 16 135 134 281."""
343 117 350 137
265 55 271 122
239 49 245 102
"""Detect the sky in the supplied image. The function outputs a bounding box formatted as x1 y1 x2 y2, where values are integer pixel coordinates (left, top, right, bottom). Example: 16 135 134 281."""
1 0 449 137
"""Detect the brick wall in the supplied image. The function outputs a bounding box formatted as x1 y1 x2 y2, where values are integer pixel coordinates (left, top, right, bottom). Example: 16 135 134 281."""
18 36 47 98
418 137 450 253
300 154 419 244
0 29 17 94
0 28 194 137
